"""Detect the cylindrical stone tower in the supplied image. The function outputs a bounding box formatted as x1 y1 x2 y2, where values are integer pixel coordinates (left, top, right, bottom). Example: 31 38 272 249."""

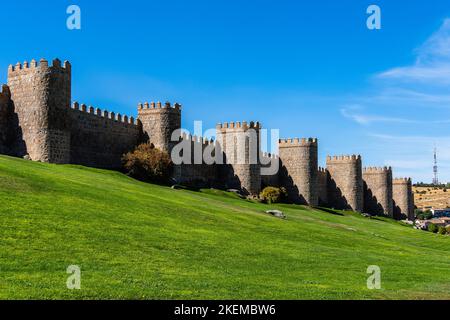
137 101 181 153
326 155 363 212
393 178 414 220
7 58 71 163
216 121 261 197
363 167 393 217
279 138 318 205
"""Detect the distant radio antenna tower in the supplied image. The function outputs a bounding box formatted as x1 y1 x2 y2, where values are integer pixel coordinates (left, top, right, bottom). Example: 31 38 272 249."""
433 146 439 185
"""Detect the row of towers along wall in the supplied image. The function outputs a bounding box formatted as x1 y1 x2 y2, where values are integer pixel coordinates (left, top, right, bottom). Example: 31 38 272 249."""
0 58 415 214
263 138 412 220
136 100 265 197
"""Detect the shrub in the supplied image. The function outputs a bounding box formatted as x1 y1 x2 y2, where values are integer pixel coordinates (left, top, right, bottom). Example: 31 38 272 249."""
415 210 433 220
122 143 172 183
260 187 286 204
438 226 447 235
427 223 438 233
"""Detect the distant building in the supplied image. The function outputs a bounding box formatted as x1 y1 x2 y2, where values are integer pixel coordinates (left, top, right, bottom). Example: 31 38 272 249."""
415 218 448 230
431 209 450 218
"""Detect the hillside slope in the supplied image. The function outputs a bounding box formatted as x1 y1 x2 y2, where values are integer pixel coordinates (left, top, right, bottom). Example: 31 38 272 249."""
414 186 450 209
0 155 449 300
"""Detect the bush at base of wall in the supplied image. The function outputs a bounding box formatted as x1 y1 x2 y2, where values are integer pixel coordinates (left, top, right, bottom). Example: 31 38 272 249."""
122 143 172 184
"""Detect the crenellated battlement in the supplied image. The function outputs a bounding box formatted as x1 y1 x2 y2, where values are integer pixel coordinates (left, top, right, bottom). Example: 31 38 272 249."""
178 132 216 147
216 121 261 130
71 102 138 126
261 152 279 160
138 101 181 112
279 137 317 147
201 136 216 148
0 56 416 206
327 154 361 162
8 58 71 75
393 177 412 184
363 166 392 173
0 84 10 98
318 166 327 173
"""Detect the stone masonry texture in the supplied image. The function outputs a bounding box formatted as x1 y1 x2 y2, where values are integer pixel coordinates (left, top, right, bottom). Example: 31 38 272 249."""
279 138 318 205
138 102 181 154
7 59 72 163
326 155 364 212
363 167 393 217
215 122 262 196
393 178 414 220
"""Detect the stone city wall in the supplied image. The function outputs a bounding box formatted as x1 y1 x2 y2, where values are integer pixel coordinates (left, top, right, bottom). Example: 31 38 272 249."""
69 102 143 168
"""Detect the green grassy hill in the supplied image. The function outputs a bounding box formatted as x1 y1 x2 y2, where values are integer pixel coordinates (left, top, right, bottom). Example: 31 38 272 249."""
0 155 448 300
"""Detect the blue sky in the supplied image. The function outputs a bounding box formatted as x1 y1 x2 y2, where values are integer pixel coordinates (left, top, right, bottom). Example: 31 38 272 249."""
1 0 450 182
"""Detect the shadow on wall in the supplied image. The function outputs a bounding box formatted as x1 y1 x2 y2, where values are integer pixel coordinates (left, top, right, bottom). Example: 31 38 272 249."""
220 162 247 195
363 181 384 216
0 99 26 157
171 137 221 190
217 152 254 197
279 163 308 205
393 201 407 220
172 163 219 190
327 177 353 210
171 146 248 193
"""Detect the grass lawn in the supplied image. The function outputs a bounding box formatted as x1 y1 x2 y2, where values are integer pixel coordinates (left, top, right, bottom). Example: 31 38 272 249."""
0 155 448 299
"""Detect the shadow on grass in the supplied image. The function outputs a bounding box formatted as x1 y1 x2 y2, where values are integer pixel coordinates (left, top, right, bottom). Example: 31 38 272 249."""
314 206 344 216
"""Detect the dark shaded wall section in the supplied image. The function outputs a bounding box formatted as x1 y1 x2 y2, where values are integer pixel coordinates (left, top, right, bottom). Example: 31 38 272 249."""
171 135 218 187
69 104 143 169
0 85 13 154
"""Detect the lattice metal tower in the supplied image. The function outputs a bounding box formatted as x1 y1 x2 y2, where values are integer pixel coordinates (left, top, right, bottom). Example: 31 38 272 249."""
432 147 439 185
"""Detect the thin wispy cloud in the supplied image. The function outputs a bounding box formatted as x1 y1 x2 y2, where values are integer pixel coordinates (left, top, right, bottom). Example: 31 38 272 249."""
340 105 418 125
378 64 450 83
372 88 450 106
338 19 450 182
369 132 450 144
378 19 450 84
